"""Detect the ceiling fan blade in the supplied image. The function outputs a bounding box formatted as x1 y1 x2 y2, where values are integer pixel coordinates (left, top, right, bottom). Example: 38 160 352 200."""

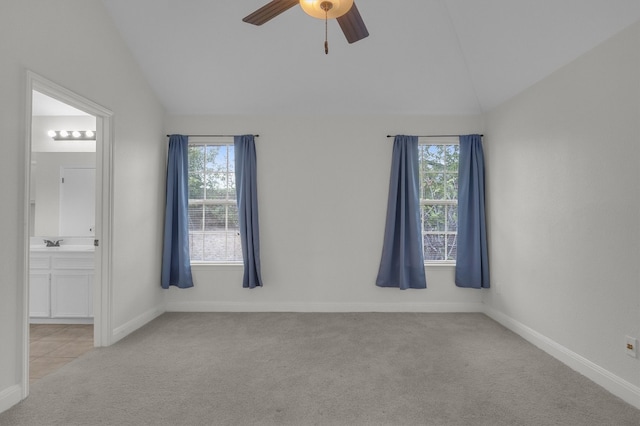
336 2 369 44
242 0 300 26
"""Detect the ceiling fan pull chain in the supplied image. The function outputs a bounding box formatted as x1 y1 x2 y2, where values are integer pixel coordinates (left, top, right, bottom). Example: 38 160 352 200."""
324 9 329 54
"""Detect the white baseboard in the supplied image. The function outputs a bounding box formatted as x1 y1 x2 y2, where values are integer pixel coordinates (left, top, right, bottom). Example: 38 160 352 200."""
0 385 22 414
111 304 165 344
484 306 640 410
165 301 485 313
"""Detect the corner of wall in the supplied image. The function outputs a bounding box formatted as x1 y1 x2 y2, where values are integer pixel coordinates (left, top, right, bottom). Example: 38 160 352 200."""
483 306 640 410
0 384 22 415
111 304 165 345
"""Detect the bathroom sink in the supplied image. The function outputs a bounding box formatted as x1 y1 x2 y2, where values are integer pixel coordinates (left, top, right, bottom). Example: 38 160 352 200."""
31 245 95 252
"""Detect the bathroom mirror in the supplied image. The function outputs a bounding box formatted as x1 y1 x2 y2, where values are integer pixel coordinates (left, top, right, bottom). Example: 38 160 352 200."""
31 91 97 238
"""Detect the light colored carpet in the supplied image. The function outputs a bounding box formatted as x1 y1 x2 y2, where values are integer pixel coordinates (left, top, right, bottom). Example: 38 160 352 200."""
1 312 639 425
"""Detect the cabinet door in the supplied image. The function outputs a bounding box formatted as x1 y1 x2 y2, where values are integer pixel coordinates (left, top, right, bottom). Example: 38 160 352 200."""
51 272 91 318
88 273 94 317
29 272 50 317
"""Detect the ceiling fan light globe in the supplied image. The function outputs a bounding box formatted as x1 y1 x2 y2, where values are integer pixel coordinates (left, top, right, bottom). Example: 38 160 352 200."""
300 0 354 19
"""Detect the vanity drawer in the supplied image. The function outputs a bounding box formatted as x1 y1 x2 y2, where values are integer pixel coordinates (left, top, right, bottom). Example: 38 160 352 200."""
30 255 51 270
52 254 94 270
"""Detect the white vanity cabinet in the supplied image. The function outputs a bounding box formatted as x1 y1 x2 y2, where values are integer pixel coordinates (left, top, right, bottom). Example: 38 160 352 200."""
29 254 51 317
29 249 94 323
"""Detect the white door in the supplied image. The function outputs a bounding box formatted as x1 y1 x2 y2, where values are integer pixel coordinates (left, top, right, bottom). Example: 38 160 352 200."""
59 167 96 236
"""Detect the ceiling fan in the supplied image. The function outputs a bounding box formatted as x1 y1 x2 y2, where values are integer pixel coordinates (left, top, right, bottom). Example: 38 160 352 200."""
243 0 369 54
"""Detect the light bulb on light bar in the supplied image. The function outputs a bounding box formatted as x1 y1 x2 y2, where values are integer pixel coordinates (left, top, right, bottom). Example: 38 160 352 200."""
49 130 97 141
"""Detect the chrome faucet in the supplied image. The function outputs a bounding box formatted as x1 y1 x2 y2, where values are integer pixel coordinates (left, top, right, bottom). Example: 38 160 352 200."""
43 239 62 247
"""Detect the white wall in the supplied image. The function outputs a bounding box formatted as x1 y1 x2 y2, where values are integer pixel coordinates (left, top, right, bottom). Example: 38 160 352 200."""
164 115 485 312
0 0 166 411
483 20 640 402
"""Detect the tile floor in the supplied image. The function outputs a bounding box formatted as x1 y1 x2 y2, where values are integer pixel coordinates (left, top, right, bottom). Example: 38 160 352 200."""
29 324 94 383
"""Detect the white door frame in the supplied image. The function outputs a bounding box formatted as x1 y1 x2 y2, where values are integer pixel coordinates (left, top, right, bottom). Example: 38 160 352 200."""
23 71 114 398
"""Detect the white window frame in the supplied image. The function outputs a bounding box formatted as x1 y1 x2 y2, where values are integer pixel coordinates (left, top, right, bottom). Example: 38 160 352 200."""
187 138 242 265
419 138 458 265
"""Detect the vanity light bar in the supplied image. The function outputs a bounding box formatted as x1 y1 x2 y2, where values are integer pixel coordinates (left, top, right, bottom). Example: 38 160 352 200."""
48 130 96 141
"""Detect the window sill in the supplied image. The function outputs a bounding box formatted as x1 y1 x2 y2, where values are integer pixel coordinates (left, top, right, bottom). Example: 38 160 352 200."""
425 262 456 268
190 262 243 270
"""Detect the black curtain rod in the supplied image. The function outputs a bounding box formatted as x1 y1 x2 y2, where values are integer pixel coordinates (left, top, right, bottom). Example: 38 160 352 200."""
166 134 259 138
386 134 483 138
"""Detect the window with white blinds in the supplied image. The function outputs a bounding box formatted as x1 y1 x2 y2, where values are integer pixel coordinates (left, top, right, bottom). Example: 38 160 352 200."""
187 140 242 263
419 141 459 263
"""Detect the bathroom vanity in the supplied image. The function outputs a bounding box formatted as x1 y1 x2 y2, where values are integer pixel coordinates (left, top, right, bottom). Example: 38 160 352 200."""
29 246 94 324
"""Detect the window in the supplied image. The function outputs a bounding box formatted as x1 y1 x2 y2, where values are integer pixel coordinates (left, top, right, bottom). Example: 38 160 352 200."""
187 140 242 262
419 141 459 263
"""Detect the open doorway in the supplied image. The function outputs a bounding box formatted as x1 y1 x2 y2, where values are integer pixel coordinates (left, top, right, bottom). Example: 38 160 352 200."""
23 72 113 398
29 91 96 382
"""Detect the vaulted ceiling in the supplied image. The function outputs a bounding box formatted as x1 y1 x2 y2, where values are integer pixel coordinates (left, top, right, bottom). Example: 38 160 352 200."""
101 0 640 116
